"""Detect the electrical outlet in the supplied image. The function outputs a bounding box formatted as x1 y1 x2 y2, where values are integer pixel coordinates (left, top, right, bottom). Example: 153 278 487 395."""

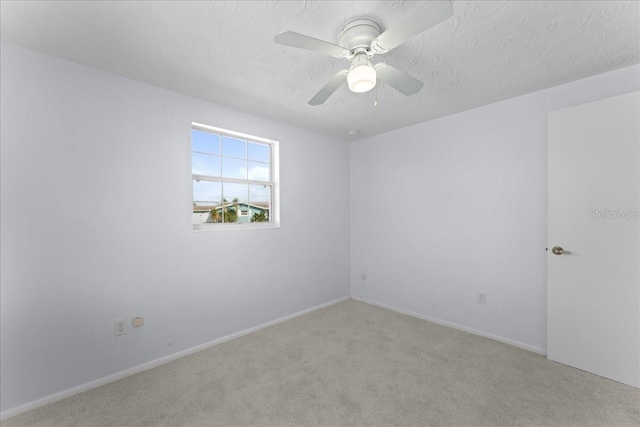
477 293 486 305
114 319 127 336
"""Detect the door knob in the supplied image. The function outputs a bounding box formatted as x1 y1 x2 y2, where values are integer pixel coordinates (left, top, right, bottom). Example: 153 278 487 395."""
551 246 564 255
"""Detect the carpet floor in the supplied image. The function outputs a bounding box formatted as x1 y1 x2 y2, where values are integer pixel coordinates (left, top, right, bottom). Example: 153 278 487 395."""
3 299 639 426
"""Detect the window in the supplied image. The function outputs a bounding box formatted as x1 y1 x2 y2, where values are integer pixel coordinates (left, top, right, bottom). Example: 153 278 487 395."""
191 122 279 230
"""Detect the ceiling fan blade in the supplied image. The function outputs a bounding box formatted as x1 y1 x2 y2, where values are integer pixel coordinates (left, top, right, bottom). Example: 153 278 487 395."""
371 0 453 54
274 31 349 58
374 63 424 96
308 70 349 106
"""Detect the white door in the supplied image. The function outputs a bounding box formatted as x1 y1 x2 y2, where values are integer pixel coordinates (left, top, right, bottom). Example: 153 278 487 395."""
548 91 640 388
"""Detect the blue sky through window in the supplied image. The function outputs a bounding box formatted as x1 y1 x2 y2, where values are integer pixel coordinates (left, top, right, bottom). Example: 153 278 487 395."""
192 129 219 154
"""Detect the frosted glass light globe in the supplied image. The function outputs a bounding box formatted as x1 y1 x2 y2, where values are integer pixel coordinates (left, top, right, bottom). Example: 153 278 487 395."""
347 63 376 93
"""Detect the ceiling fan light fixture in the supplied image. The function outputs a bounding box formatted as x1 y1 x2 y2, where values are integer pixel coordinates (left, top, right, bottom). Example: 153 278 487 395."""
275 0 454 105
347 56 376 93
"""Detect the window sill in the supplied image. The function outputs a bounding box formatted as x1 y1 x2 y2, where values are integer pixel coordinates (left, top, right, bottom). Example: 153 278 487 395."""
193 222 280 232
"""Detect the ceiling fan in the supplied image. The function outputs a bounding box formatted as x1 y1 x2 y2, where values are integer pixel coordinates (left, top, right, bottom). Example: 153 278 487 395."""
274 0 454 106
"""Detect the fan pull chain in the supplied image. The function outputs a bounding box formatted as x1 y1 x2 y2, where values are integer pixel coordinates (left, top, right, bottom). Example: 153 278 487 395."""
374 84 378 107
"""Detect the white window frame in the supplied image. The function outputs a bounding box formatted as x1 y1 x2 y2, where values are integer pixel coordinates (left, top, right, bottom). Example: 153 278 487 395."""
191 122 280 231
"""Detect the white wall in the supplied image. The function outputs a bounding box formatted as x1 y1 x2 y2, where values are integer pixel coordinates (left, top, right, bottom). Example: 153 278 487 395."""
350 64 640 353
0 42 350 413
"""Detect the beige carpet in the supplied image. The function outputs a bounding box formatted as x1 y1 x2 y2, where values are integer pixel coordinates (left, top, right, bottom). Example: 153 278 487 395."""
3 299 639 426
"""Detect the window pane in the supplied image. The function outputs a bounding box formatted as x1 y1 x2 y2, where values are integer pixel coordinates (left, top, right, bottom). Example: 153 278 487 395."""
192 153 220 176
192 130 220 154
247 161 270 182
248 142 270 163
221 157 247 179
221 136 247 159
249 184 271 223
222 183 248 223
193 180 222 224
193 180 222 204
249 184 270 203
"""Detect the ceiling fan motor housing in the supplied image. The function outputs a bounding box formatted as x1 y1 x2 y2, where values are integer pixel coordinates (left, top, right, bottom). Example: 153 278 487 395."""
339 19 381 56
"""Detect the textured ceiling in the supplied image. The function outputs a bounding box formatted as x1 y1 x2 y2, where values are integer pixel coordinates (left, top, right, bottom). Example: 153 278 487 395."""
1 1 639 141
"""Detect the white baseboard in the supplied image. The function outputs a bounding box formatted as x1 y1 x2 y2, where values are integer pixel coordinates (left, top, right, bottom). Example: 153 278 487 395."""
352 296 547 356
0 296 350 421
